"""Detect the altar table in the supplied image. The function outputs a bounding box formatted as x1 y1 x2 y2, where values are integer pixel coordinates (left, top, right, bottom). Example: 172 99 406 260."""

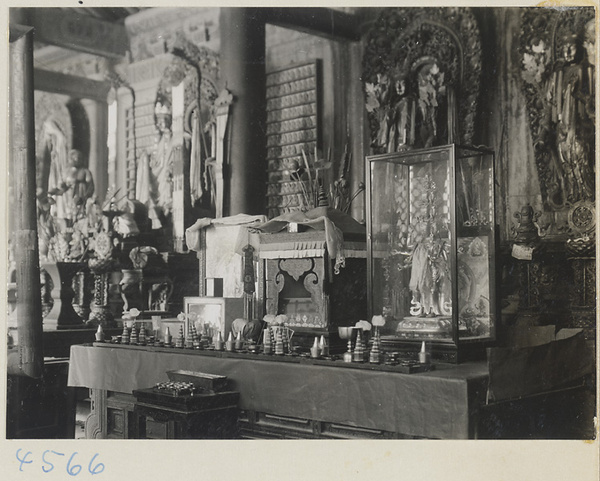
68 344 489 439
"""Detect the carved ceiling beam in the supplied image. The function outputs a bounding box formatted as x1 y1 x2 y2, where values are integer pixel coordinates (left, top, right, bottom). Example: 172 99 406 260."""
262 7 361 41
27 8 129 58
34 69 112 103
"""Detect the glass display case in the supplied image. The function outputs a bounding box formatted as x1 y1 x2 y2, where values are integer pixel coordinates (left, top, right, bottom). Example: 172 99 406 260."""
366 144 497 362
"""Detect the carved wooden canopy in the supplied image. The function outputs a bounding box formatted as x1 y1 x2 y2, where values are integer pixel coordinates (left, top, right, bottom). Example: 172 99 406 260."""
156 32 220 135
362 7 482 153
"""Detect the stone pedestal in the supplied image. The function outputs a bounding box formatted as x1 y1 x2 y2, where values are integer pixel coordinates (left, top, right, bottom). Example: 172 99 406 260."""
41 261 86 329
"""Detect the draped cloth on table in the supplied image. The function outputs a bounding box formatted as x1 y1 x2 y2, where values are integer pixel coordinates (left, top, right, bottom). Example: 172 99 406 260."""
185 213 267 256
68 344 489 439
253 207 366 273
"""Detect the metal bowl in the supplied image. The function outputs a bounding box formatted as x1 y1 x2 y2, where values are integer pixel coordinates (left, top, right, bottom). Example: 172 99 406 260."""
338 326 355 340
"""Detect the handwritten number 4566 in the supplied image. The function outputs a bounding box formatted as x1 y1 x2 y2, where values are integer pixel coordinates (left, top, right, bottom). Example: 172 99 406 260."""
16 449 105 476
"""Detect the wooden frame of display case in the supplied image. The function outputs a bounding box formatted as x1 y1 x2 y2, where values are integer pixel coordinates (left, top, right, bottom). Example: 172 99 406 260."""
366 144 498 363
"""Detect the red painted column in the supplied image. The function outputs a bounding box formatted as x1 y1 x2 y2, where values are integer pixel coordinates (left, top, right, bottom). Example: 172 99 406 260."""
219 8 267 216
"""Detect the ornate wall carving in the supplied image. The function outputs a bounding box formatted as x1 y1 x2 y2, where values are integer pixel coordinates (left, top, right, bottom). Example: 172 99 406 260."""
125 7 219 63
34 46 110 80
125 33 219 226
150 35 219 216
159 32 220 134
362 7 482 153
34 92 73 195
518 8 595 213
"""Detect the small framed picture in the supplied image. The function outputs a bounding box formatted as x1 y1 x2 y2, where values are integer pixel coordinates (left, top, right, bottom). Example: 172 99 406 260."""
183 296 245 341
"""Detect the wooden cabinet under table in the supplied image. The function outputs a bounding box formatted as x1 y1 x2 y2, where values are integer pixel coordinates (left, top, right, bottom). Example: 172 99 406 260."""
132 388 240 439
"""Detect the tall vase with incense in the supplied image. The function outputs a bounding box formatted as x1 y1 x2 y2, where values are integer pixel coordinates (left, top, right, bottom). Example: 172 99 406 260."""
88 227 118 327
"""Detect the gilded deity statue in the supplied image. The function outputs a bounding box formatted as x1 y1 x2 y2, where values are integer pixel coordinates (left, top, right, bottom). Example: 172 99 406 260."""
367 70 416 153
583 19 595 91
524 16 596 210
136 97 174 228
553 32 595 204
388 75 416 152
41 146 94 231
41 119 70 221
398 174 452 318
408 233 451 317
152 100 174 215
416 63 447 148
63 149 95 220
368 74 393 151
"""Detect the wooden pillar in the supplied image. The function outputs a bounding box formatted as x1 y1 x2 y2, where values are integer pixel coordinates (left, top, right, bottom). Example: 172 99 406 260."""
219 8 267 216
107 96 118 195
81 98 109 205
116 86 133 201
349 41 366 224
171 82 187 252
9 25 44 378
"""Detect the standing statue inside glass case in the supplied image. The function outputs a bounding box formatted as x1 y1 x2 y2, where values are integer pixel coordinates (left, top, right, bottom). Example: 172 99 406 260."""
408 232 451 317
403 174 451 318
368 144 496 354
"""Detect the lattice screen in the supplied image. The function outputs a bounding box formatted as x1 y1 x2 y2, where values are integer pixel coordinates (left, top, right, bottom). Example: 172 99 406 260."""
265 60 321 219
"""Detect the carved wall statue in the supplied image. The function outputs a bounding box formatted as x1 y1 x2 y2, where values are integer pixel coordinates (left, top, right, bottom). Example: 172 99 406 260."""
135 32 219 227
519 8 595 213
362 7 483 154
135 91 173 225
35 94 73 199
34 94 95 263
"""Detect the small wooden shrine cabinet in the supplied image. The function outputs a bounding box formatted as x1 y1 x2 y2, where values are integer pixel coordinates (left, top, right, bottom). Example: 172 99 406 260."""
133 388 240 439
258 230 367 349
